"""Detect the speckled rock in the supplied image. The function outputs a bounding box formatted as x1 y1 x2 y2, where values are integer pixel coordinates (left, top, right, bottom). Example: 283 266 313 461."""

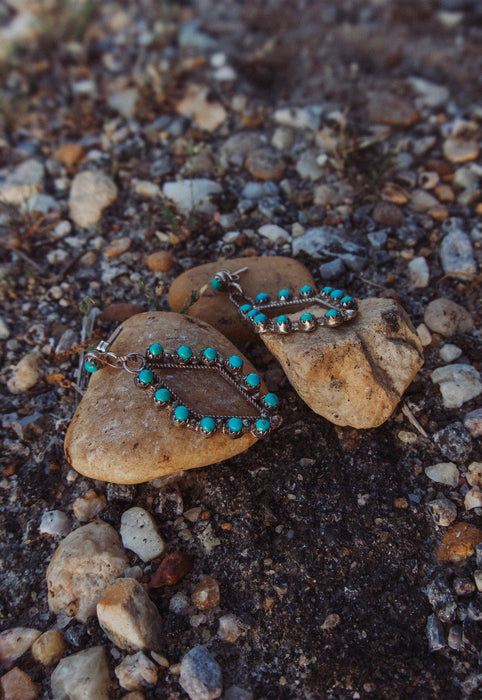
46 521 129 622
115 651 158 691
65 313 267 483
179 645 222 700
424 298 474 337
120 507 165 562
162 179 222 217
245 148 286 181
69 170 118 228
168 257 316 343
262 297 424 428
50 646 110 700
72 489 106 522
96 577 162 652
437 523 482 564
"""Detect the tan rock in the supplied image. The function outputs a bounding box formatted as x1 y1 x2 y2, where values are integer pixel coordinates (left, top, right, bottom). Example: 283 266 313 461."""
424 298 474 336
146 251 174 272
53 143 85 168
261 298 424 428
443 138 479 164
191 576 220 610
65 312 272 483
97 578 162 652
168 257 316 343
46 521 129 621
31 630 65 667
368 94 419 127
0 667 38 700
176 83 226 132
105 237 131 258
72 489 106 522
7 352 42 394
436 522 482 564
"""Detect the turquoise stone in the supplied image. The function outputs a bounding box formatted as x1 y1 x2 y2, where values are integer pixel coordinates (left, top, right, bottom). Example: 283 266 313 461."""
246 373 260 388
300 312 314 322
330 289 344 299
174 405 189 422
211 276 222 291
254 313 268 325
228 355 243 369
256 418 271 434
278 289 292 300
148 342 163 356
264 392 279 408
300 285 314 295
177 345 192 360
200 417 216 434
138 369 154 384
154 387 171 403
203 347 217 362
276 315 289 324
341 295 354 304
84 359 98 373
256 292 270 303
246 309 258 318
228 417 243 433
325 309 339 318
322 286 333 295
239 304 252 314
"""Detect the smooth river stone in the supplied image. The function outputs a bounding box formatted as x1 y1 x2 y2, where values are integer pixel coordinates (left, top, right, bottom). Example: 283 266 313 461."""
64 312 265 484
261 298 424 428
168 257 316 343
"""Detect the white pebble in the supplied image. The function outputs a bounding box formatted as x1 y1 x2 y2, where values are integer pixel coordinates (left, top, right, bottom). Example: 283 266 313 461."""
72 489 106 522
217 614 242 642
416 323 432 347
465 487 482 511
39 510 71 537
431 363 482 408
258 224 290 243
115 651 158 691
474 570 482 592
425 462 460 487
467 462 482 488
0 317 10 340
51 646 110 700
0 627 41 666
439 344 462 362
408 256 429 288
7 352 41 394
120 507 165 562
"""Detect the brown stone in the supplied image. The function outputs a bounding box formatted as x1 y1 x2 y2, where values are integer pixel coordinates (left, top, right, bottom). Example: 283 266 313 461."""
105 237 132 258
65 312 268 483
372 201 404 227
436 522 482 564
146 251 174 273
245 148 286 181
0 667 38 700
191 576 220 610
368 94 419 127
149 551 194 588
261 297 424 429
168 257 316 344
53 143 85 167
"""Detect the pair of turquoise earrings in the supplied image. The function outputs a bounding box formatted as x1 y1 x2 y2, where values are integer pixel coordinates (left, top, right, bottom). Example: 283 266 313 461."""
84 269 358 440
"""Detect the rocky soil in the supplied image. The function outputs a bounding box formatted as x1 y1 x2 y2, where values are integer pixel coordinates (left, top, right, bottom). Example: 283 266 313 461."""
0 0 481 698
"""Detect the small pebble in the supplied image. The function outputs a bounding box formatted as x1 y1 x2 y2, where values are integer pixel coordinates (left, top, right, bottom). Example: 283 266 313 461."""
436 522 482 564
273 106 320 130
0 628 41 666
295 150 324 181
426 614 445 651
115 651 158 691
433 421 474 462
31 630 65 667
120 507 165 563
408 256 429 288
440 229 477 281
409 189 439 214
179 646 222 700
425 462 459 487
69 170 118 228
431 364 482 408
427 498 457 527
468 597 482 622
465 487 482 511
7 352 42 394
0 317 11 339
217 614 242 642
105 237 132 258
443 138 479 164
321 613 340 630
439 344 462 362
467 462 482 488
191 576 220 611
447 625 464 651
245 148 286 181
72 489 106 522
416 323 432 347
0 667 38 700
39 510 71 537
257 224 290 243
453 578 476 597
53 143 85 167
50 646 110 700
149 551 193 588
425 573 457 622
465 410 482 438
162 179 222 216
134 180 161 199
146 251 174 272
424 298 473 336
372 201 404 227
169 592 191 615
474 570 482 592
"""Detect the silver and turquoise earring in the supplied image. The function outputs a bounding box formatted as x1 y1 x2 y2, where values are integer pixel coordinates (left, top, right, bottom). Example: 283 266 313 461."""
84 327 282 439
210 268 358 334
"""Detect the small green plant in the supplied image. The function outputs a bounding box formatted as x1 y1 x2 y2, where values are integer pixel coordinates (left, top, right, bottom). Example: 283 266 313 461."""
79 296 95 317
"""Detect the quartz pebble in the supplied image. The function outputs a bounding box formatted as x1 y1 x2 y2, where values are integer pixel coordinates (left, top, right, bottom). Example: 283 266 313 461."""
0 667 38 700
424 298 474 337
31 630 65 666
69 170 118 228
0 628 41 667
426 613 445 651
439 344 462 363
431 364 482 409
7 352 42 394
428 498 457 527
64 313 265 483
262 297 423 429
465 487 482 511
447 625 463 651
440 229 477 281
97 577 163 652
467 463 482 488
162 179 222 217
408 256 429 288
273 106 321 130
433 422 474 462
475 571 482 592
72 489 106 522
39 510 71 537
114 651 158 691
257 224 290 243
176 84 226 132
217 614 242 642
50 646 110 700
46 521 129 622
179 645 222 700
416 323 432 347
120 507 165 563
168 257 316 344
191 576 220 611
0 159 44 205
465 410 482 438
425 573 457 623
436 522 482 564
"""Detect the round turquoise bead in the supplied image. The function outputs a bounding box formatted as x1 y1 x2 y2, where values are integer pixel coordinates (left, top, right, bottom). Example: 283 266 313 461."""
177 345 192 360
254 313 268 325
155 387 171 403
200 417 216 434
330 289 344 299
84 359 98 373
174 405 189 422
228 355 243 369
300 312 314 322
138 369 154 384
264 393 278 408
256 292 270 303
322 286 333 295
256 418 271 434
341 295 354 304
148 342 163 356
246 373 260 388
203 347 217 362
300 285 314 295
325 309 339 318
278 289 292 300
239 304 253 314
211 276 223 291
246 309 258 318
228 417 243 433
276 315 289 324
